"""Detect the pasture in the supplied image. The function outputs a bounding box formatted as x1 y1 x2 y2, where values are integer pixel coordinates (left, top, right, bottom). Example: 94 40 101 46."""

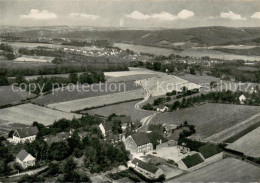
172 158 260 182
47 89 145 112
14 55 54 63
0 103 81 126
0 86 36 107
227 127 260 158
85 100 154 122
34 81 141 105
151 103 260 140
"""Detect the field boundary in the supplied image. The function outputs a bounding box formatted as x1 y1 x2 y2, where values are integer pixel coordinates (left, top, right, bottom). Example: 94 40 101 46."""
205 112 260 143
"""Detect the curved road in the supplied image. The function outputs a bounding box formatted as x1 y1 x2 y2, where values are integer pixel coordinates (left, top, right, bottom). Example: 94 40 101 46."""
134 80 159 132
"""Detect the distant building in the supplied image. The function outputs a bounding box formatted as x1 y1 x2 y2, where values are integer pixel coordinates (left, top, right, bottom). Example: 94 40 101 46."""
16 149 36 169
12 127 38 144
239 94 246 104
124 132 153 153
156 106 169 113
130 158 163 179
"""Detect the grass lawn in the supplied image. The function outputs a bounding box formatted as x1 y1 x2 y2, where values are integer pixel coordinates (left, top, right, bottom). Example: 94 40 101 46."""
172 158 260 182
151 103 260 140
227 127 260 158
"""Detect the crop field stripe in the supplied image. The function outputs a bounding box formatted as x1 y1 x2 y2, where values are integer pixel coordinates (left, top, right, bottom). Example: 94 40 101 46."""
224 121 260 143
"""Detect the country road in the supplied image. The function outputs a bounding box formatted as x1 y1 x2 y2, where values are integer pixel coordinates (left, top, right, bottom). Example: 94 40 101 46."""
134 80 159 132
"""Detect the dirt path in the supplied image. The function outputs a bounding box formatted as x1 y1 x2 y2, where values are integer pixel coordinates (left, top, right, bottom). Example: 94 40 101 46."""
205 112 260 143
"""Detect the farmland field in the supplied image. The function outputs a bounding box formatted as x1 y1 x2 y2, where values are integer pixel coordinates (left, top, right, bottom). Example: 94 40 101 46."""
142 75 200 96
34 81 141 105
0 41 102 52
47 89 145 112
179 74 220 85
14 55 54 63
172 158 260 182
0 103 81 126
0 86 36 107
115 43 260 61
84 100 154 122
151 103 260 140
227 127 260 158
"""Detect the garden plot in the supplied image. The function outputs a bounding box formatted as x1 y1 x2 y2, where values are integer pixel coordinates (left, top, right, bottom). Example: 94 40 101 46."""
0 103 81 126
227 127 260 158
47 89 145 112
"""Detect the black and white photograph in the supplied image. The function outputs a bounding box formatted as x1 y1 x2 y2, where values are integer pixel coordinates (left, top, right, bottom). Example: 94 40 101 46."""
0 0 260 182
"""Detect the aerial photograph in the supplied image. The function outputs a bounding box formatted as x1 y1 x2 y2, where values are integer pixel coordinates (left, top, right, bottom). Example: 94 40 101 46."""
0 0 260 182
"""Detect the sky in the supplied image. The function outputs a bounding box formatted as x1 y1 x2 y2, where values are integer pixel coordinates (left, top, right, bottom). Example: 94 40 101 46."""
0 0 260 28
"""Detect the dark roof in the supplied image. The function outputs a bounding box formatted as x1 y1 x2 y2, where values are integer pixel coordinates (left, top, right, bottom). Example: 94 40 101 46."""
131 133 151 146
182 153 204 168
15 126 38 138
43 132 70 145
112 116 132 124
16 149 32 161
199 144 222 159
132 158 159 174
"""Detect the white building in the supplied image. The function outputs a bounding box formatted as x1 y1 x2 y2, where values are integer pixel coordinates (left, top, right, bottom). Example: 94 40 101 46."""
16 149 36 169
239 94 246 104
12 126 38 144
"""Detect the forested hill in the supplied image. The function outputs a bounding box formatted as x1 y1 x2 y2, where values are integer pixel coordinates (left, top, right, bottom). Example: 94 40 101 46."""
1 26 260 47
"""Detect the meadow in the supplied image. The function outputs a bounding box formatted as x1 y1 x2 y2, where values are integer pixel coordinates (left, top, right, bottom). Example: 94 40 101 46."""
227 127 260 158
47 89 145 112
0 103 81 126
172 158 260 182
0 86 36 107
151 103 260 140
34 81 141 105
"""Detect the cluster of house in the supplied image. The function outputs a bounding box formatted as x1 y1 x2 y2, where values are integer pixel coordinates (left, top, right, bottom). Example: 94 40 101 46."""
62 47 120 57
9 127 39 169
122 129 224 179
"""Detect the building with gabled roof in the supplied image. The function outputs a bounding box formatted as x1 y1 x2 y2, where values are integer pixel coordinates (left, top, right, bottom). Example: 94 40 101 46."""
12 126 38 144
124 132 153 153
239 94 246 104
16 149 36 169
130 158 163 179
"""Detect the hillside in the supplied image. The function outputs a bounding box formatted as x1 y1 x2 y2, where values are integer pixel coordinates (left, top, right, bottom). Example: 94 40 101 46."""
1 26 260 47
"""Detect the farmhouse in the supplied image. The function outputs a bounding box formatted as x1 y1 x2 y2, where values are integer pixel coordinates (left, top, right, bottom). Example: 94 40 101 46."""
43 132 71 146
12 126 38 144
130 158 163 179
124 132 153 153
16 149 36 169
239 94 246 104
